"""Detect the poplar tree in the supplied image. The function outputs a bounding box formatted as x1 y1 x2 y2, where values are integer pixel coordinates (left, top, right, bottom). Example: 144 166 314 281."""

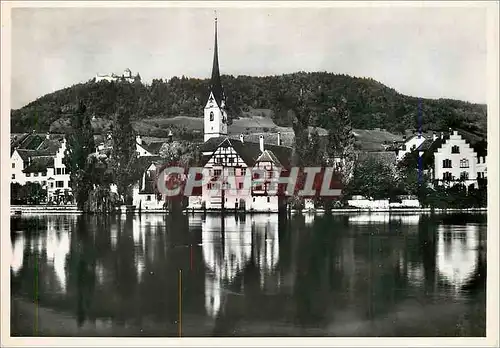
326 96 356 186
63 100 96 209
110 106 138 205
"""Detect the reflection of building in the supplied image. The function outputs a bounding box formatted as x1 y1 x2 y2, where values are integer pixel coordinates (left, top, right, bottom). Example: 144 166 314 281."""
45 218 71 293
436 225 479 290
10 235 25 275
200 214 280 318
348 213 422 225
131 214 168 282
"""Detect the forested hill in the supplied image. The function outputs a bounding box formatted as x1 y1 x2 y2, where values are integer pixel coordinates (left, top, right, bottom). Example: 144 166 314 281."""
11 72 487 138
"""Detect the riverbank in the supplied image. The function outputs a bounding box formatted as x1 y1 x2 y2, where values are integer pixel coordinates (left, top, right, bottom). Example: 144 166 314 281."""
10 205 487 216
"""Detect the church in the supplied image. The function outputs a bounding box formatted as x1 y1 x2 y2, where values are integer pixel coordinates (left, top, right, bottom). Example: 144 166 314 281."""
187 17 293 213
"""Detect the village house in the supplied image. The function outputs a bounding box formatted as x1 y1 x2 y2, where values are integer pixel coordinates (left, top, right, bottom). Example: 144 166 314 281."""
405 129 487 189
11 132 72 203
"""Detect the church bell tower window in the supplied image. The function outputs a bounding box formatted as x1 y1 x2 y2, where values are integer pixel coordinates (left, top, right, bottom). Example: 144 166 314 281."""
210 111 214 121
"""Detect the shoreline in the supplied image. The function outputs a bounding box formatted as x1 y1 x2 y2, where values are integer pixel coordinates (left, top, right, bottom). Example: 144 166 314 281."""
10 205 487 216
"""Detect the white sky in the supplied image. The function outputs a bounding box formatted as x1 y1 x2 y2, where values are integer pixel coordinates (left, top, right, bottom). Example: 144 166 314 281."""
11 5 487 109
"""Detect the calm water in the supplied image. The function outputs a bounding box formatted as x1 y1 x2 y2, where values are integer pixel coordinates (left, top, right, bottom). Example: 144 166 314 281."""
10 212 486 337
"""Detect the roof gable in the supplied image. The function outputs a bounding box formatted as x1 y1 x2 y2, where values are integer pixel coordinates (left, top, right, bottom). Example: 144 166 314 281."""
200 136 292 168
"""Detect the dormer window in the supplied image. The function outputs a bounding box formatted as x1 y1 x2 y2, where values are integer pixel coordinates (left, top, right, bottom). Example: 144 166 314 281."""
210 111 214 121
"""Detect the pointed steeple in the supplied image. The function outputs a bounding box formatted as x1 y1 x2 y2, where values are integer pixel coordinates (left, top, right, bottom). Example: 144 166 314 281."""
210 14 225 108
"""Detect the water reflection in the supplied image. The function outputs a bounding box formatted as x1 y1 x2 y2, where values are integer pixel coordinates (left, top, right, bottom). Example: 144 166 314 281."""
437 224 479 290
196 214 280 318
10 212 486 336
348 213 423 225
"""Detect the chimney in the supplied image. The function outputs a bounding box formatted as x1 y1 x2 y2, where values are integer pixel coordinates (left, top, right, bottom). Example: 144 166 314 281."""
440 132 444 139
168 130 173 142
46 132 50 140
259 135 264 152
239 134 244 143
453 130 458 136
277 132 281 146
136 135 142 145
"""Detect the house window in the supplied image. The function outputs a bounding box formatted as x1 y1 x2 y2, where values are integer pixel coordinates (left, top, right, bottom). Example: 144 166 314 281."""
451 145 460 154
268 171 273 179
214 169 222 177
56 168 61 175
42 181 46 185
460 172 469 180
12 163 15 168
56 181 64 188
34 173 39 177
238 182 244 189
442 159 452 168
210 111 214 121
443 172 453 181
241 168 246 176
26 173 31 177
267 197 270 203
253 197 255 202
146 195 151 201
460 159 469 168
229 158 234 164
42 171 46 176
12 174 15 179
255 185 263 191
50 182 54 188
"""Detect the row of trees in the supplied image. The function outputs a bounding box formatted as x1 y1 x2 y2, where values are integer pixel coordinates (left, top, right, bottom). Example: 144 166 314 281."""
12 72 486 138
63 101 134 212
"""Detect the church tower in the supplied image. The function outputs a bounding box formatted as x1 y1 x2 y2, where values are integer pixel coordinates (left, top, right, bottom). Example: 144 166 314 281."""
204 15 228 142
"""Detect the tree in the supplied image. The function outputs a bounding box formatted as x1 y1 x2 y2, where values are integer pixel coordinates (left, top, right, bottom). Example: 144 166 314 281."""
326 97 356 186
110 106 138 205
347 156 399 200
63 100 96 209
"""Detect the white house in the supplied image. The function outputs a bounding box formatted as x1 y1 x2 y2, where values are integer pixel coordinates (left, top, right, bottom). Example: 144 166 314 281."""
397 133 429 161
131 157 165 211
135 134 168 157
433 130 487 188
10 133 72 203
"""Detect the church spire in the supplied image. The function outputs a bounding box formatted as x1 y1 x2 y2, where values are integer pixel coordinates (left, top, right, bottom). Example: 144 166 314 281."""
210 13 225 108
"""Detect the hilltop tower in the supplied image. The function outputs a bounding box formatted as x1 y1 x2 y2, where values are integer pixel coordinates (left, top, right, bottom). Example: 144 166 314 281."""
204 15 228 142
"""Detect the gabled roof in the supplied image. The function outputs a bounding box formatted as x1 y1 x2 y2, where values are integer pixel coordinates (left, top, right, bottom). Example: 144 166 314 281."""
200 136 293 168
23 157 54 173
14 148 61 162
255 150 282 167
139 141 164 155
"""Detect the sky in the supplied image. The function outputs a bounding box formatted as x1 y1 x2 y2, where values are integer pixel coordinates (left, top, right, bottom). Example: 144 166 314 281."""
10 5 488 109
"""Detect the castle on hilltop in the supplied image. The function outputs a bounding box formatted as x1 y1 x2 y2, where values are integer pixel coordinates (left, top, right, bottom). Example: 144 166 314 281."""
95 68 141 83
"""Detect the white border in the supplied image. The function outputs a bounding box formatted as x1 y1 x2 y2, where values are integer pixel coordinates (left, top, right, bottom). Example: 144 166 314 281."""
1 1 499 347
